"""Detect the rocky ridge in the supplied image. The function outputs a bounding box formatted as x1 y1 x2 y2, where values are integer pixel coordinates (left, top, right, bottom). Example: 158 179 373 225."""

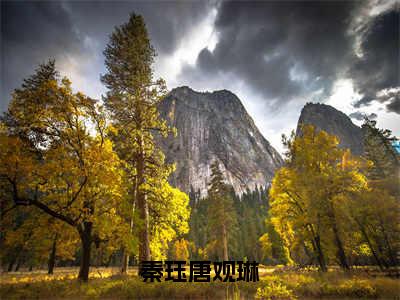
296 102 364 155
157 86 284 197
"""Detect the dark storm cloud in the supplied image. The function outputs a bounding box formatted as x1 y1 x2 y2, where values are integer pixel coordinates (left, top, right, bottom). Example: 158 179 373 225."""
2 0 398 117
1 1 82 110
63 1 211 55
182 1 361 107
386 97 400 113
1 1 212 111
180 1 399 114
351 9 399 113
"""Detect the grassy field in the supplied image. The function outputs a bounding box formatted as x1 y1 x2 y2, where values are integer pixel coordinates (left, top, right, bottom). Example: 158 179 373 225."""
1 266 399 299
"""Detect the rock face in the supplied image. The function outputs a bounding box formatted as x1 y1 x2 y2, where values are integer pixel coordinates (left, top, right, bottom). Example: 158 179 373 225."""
296 103 364 155
157 86 283 197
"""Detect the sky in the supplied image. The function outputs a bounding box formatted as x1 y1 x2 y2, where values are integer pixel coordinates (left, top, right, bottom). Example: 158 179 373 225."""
1 0 399 154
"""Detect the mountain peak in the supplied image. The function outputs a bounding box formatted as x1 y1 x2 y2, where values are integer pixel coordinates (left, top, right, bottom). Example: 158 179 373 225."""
158 87 283 197
170 86 241 102
297 102 364 155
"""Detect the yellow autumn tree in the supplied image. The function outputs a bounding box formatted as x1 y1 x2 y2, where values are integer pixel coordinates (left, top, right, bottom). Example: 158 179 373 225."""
149 183 190 260
1 206 78 273
258 233 273 261
343 119 400 269
171 239 190 261
0 61 128 281
269 125 368 271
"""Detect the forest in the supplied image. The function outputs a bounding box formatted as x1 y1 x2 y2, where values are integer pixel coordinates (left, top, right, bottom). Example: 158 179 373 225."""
1 13 399 300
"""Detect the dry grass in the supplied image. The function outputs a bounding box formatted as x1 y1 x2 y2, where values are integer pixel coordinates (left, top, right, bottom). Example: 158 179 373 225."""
1 266 399 299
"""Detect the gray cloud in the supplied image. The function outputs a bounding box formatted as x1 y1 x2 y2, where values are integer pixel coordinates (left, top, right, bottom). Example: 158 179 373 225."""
1 1 213 111
349 111 377 121
180 1 361 109
350 9 399 113
1 1 82 111
63 1 212 55
386 97 400 113
1 0 398 121
179 1 399 115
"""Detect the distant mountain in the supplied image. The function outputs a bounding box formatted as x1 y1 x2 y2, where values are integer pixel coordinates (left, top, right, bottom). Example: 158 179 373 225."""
157 86 283 197
296 103 364 155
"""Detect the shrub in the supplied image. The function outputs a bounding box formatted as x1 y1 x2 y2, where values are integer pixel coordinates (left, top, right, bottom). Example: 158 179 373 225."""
256 282 296 299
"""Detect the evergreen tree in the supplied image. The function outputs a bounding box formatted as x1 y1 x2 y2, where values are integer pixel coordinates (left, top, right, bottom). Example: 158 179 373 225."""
101 13 179 273
344 118 400 268
206 162 237 260
362 118 399 181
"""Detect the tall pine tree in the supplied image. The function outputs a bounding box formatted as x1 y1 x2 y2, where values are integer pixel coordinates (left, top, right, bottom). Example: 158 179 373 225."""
362 118 399 181
206 162 237 260
101 13 174 273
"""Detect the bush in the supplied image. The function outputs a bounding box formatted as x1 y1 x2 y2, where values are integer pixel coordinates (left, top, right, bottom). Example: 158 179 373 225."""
256 282 296 299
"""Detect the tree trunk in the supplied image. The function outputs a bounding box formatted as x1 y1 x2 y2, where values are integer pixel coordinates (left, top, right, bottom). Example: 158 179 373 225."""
314 235 327 272
121 250 129 274
379 219 397 266
138 193 150 271
222 223 229 261
374 236 390 268
357 221 385 271
306 223 327 272
332 221 350 270
15 259 21 271
137 141 150 274
78 222 92 282
121 189 136 274
48 234 58 274
328 202 349 270
7 256 16 272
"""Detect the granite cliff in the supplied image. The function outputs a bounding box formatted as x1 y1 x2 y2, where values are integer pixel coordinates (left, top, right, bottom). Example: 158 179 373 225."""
296 103 364 155
157 86 283 197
